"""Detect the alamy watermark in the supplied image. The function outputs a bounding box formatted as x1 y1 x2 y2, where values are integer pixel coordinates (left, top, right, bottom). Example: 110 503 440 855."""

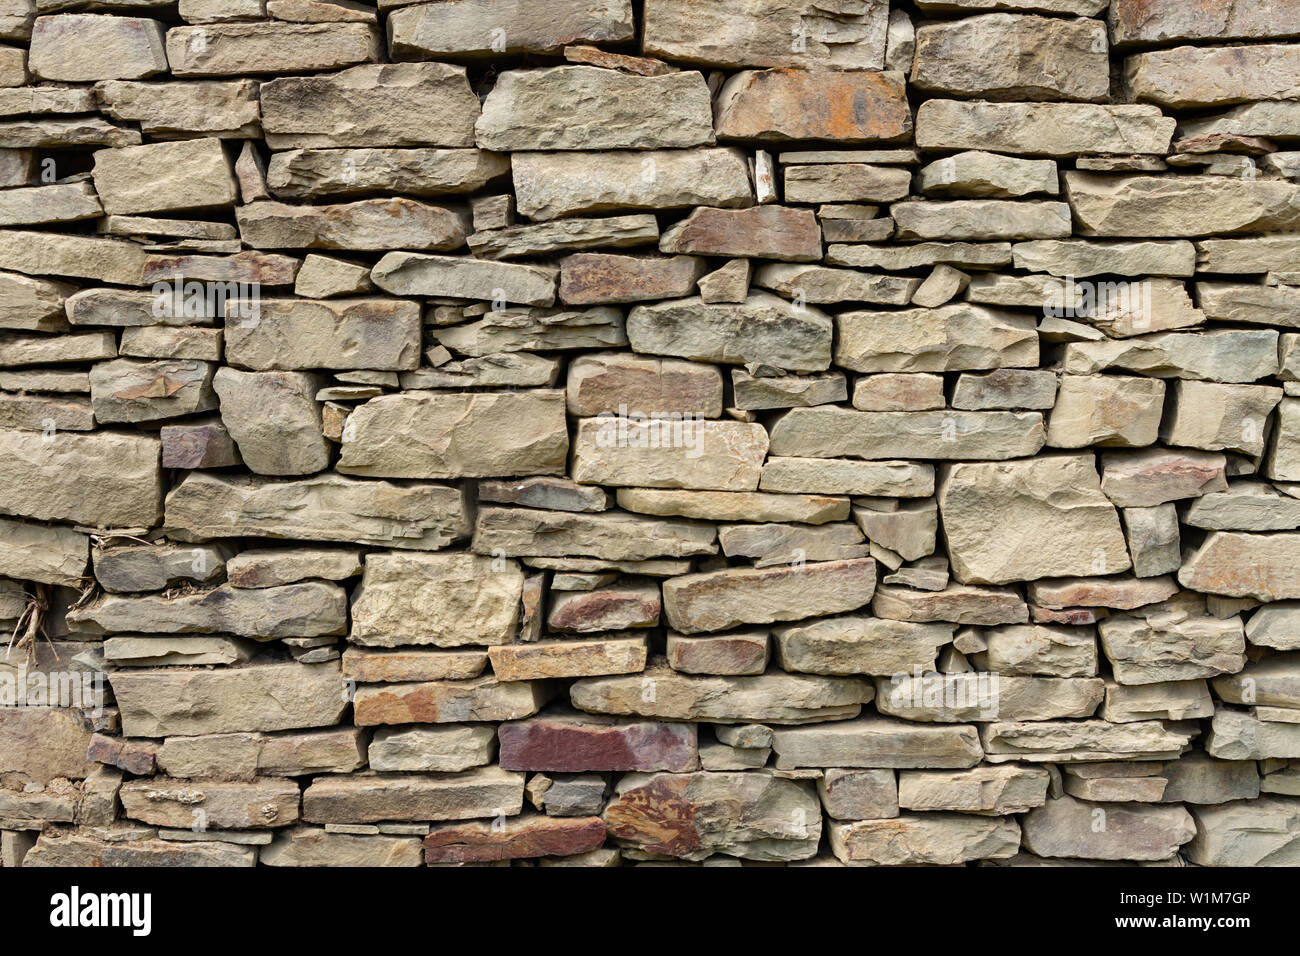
151 273 261 327
1043 275 1154 331
887 667 1001 720
593 404 707 459
0 665 105 713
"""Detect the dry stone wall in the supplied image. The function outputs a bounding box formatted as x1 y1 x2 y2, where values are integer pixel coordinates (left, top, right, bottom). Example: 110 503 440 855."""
1 0 1300 868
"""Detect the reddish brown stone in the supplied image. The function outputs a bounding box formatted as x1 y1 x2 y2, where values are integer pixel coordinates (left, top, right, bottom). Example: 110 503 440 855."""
547 583 661 633
660 205 821 262
601 770 820 861
714 69 911 144
498 709 699 772
141 251 301 286
519 571 545 642
86 732 157 776
665 630 769 675
605 774 700 857
558 253 705 305
423 813 606 863
160 417 242 469
563 44 676 77
352 677 552 726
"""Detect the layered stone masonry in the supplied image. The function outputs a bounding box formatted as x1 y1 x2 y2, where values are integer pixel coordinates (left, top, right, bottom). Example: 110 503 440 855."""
0 0 1299 868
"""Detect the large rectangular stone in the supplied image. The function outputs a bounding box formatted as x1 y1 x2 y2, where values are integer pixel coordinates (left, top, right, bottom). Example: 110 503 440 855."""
349 553 523 648
260 62 478 148
836 304 1038 373
714 69 910 143
774 615 952 676
916 100 1175 156
899 765 1050 814
224 298 421 370
111 662 348 737
1110 0 1300 45
235 199 467 251
768 408 1046 460
0 709 95 786
511 148 752 221
471 507 715 564
759 457 934 497
626 293 832 372
1179 532 1300 601
603 771 820 862
338 390 569 479
939 455 1130 585
390 0 632 57
92 138 235 215
164 471 470 550
166 22 380 76
0 229 147 285
571 662 872 724
71 581 346 638
488 637 647 681
1065 173 1300 237
0 516 88 587
892 200 1072 241
663 559 877 634
29 14 167 82
570 418 767 491
772 717 983 769
120 778 300 830
1126 43 1300 109
643 0 888 69
267 148 508 200
498 710 698 772
24 834 255 867
0 428 161 527
302 767 524 823
981 719 1195 762
94 78 260 138
1063 329 1279 383
913 14 1108 102
370 253 557 307
476 66 713 151
830 814 1020 865
424 814 606 863
352 677 551 726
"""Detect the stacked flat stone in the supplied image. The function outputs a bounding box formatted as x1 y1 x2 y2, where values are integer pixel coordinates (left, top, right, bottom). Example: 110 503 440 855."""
2 0 1300 868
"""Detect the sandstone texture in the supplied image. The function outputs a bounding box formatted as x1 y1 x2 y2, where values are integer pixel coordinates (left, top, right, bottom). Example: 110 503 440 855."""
0 0 1290 876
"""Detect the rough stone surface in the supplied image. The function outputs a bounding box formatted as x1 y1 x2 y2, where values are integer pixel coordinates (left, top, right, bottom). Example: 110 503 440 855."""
603 771 820 861
939 455 1130 584
0 0 1294 871
477 67 713 152
913 14 1109 102
715 69 910 144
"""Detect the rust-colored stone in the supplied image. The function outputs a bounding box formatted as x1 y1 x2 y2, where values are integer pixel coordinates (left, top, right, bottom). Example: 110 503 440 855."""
715 69 911 144
659 206 821 262
559 252 704 305
423 814 606 862
563 45 676 77
498 710 699 772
